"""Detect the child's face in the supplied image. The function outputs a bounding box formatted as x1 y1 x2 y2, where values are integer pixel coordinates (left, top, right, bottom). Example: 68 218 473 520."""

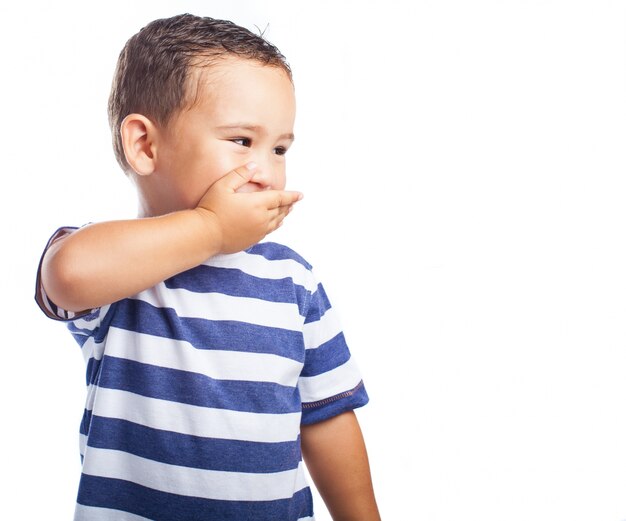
143 58 296 216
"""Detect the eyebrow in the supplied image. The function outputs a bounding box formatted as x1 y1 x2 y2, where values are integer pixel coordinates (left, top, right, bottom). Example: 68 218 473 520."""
217 124 295 142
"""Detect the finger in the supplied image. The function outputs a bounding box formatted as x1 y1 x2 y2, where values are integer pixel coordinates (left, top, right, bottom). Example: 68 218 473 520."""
264 190 303 209
268 204 293 230
217 162 258 192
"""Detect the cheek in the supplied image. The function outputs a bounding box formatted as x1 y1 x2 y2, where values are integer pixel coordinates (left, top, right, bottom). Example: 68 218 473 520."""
196 153 239 186
275 166 287 190
182 162 232 206
214 144 252 174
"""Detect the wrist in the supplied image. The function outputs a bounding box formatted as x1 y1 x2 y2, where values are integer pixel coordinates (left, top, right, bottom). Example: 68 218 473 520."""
187 207 224 258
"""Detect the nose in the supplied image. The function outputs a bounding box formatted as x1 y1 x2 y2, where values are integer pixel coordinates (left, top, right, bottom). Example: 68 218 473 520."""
250 170 272 190
248 154 280 190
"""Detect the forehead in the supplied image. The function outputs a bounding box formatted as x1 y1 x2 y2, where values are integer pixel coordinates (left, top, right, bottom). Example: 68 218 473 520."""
186 58 296 123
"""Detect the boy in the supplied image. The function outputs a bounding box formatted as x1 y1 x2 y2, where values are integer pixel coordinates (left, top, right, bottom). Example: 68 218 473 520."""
36 13 380 521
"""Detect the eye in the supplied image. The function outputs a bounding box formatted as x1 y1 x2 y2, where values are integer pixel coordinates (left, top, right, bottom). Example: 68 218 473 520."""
274 146 288 156
231 137 251 147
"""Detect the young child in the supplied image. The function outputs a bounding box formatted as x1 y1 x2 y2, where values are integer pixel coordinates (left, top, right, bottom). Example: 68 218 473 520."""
35 13 380 521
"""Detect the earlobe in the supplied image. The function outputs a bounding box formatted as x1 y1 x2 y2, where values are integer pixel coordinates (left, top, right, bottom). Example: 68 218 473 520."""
121 114 157 176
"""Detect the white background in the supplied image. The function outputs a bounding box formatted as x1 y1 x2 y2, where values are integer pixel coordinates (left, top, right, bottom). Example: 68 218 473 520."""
2 1 626 519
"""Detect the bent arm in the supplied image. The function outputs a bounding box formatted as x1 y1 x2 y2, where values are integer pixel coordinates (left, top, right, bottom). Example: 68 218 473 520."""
301 411 381 521
41 165 302 312
41 209 219 312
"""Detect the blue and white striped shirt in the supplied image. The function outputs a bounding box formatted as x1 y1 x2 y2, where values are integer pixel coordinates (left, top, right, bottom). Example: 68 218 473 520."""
37 230 368 521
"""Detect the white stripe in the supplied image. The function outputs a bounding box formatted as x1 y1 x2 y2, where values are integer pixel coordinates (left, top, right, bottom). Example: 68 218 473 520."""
206 250 318 292
84 378 98 412
74 504 152 521
81 336 96 363
137 287 303 331
81 335 106 364
297 518 315 521
82 447 309 501
298 357 362 403
89 387 301 443
105 327 303 386
303 306 342 349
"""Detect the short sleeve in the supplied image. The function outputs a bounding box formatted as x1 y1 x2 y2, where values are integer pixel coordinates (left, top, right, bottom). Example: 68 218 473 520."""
298 279 369 425
34 227 111 343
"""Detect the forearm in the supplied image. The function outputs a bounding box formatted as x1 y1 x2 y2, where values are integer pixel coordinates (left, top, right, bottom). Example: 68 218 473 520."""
41 162 302 313
301 411 380 521
41 209 220 312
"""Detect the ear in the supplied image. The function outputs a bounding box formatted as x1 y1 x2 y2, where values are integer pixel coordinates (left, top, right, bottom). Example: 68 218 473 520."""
120 114 158 176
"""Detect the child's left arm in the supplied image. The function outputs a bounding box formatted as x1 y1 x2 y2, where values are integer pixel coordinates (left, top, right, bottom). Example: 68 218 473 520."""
301 411 381 521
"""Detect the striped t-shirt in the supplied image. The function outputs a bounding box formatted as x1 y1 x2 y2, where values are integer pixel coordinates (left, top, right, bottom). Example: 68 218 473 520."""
36 229 368 521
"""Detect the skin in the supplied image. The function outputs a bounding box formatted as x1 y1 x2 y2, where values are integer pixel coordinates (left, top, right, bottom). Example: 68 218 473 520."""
302 411 381 520
41 56 380 519
134 60 297 216
42 59 301 311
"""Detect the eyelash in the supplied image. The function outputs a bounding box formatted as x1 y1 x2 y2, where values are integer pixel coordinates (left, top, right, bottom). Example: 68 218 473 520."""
231 138 288 156
232 137 251 147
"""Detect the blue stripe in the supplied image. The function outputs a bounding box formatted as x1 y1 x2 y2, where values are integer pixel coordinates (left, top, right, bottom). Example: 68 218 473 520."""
248 242 312 269
78 475 314 521
86 416 301 473
303 283 332 324
85 356 102 386
68 321 97 342
80 408 92 437
98 356 300 413
66 303 117 344
165 264 308 315
301 381 369 425
301 333 351 377
111 299 305 362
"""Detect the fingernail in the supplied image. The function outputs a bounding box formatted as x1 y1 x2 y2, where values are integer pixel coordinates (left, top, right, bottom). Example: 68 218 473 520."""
246 162 257 171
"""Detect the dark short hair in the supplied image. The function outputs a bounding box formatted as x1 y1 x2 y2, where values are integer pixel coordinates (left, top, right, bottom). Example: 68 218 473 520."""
108 13 291 173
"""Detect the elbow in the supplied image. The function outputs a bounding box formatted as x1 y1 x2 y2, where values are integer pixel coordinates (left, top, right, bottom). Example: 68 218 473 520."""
41 241 92 313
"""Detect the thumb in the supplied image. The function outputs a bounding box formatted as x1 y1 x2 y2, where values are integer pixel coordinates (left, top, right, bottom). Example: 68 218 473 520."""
218 162 257 193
